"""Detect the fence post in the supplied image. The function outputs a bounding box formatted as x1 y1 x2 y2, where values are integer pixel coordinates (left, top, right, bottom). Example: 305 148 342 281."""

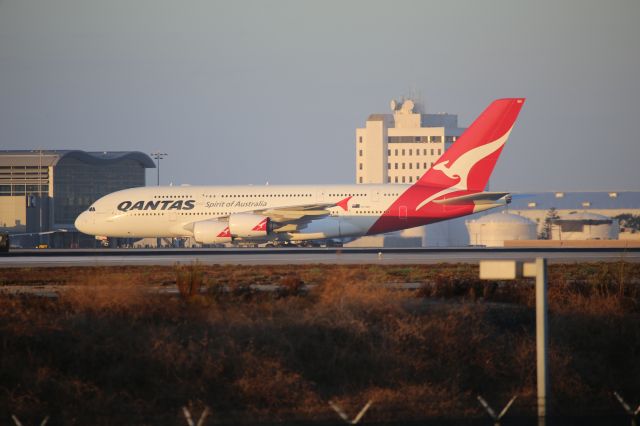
11 415 49 426
329 400 373 424
182 406 210 426
613 392 640 426
536 257 549 420
477 395 517 426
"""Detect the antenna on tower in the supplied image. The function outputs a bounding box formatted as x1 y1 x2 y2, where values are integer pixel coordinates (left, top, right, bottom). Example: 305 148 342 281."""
408 85 425 113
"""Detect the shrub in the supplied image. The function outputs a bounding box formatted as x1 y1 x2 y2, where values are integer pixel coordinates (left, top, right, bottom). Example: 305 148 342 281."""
1 263 640 423
175 262 204 299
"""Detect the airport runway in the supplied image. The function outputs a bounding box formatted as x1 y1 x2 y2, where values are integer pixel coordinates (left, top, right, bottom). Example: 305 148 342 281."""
1 247 639 267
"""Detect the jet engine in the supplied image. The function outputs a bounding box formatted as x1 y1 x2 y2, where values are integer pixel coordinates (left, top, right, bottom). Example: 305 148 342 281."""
228 213 271 238
192 220 232 244
289 217 360 241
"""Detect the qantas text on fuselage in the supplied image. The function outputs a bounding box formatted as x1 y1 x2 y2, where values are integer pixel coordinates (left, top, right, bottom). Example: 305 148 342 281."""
75 98 525 244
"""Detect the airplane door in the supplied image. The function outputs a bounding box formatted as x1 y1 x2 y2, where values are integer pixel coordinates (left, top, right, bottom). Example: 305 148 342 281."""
399 206 407 220
317 190 324 202
371 190 380 202
169 211 178 222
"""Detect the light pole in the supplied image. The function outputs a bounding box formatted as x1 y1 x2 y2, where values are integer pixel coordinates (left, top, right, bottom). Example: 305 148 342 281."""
480 259 549 423
151 152 167 248
150 152 168 186
38 149 42 246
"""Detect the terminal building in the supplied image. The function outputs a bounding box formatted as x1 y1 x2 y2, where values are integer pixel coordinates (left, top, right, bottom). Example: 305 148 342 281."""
0 150 155 248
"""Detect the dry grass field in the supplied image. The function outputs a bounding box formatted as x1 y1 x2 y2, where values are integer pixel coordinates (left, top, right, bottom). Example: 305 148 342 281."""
1 262 639 425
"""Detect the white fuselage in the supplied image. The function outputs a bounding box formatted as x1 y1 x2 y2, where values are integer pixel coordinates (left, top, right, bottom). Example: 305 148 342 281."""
75 184 412 241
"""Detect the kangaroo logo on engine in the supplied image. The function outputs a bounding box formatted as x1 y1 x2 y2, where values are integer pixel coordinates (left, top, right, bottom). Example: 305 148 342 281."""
117 200 196 212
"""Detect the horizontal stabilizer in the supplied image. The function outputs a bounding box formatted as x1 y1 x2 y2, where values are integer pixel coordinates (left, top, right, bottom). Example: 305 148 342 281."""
433 192 511 205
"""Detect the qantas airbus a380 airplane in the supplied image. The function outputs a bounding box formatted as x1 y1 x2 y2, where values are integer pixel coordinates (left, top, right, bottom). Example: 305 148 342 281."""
75 98 525 245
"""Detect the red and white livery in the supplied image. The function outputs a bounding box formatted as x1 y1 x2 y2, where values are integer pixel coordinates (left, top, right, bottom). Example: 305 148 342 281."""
75 98 526 244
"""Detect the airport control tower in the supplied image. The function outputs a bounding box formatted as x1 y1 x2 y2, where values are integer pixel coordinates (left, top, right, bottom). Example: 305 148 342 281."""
350 99 467 247
355 98 466 185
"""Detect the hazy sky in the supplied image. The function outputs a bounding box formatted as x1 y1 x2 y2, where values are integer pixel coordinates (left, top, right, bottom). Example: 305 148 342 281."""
1 0 638 191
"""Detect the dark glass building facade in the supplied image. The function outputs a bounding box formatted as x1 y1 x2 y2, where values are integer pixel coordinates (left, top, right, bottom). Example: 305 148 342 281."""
53 155 147 225
0 150 154 247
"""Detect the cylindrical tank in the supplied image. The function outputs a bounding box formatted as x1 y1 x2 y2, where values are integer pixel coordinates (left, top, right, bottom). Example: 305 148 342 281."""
551 212 619 240
466 212 536 247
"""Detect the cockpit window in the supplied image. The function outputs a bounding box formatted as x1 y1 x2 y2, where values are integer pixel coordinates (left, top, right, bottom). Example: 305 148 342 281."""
89 207 96 212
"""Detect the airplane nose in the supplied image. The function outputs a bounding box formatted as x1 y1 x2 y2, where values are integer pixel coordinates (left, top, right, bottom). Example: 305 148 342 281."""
75 212 90 234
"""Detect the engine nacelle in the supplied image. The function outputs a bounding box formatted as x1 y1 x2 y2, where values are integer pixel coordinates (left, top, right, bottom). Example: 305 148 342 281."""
192 220 232 244
228 213 270 238
289 217 360 241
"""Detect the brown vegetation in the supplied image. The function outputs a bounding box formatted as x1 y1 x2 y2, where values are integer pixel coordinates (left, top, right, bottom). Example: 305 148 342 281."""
0 262 639 424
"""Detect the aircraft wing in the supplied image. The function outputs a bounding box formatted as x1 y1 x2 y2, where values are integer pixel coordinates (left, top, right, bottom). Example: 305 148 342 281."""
6 229 69 237
249 197 352 232
256 203 332 222
182 200 345 236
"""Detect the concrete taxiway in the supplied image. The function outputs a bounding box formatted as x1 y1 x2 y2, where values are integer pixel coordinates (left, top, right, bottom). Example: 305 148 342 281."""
1 247 638 267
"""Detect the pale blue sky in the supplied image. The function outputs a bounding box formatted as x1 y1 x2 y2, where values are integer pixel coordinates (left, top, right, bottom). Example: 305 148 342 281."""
1 0 638 191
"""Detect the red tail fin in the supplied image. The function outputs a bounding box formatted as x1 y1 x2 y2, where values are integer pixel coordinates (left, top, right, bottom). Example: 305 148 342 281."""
417 98 525 191
367 98 525 235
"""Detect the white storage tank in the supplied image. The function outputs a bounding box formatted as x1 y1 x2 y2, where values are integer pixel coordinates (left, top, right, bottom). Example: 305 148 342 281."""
551 212 619 240
466 212 537 247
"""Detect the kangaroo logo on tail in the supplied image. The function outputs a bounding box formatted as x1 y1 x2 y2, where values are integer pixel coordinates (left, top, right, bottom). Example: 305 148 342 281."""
415 127 512 211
